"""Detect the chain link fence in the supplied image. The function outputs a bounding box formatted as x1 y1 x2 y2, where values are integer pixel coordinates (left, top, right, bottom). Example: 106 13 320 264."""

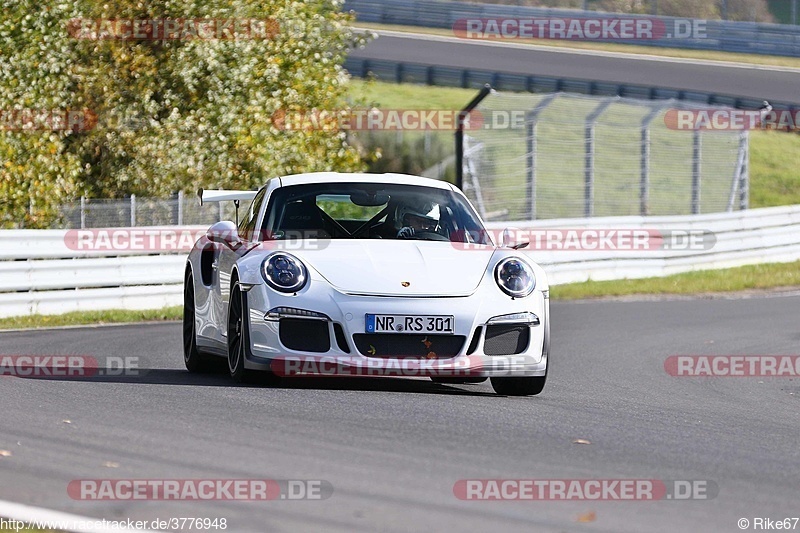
51 91 749 228
58 192 238 229
462 91 749 221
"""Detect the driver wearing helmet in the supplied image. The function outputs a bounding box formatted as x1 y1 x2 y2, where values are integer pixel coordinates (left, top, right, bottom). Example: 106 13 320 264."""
396 205 439 239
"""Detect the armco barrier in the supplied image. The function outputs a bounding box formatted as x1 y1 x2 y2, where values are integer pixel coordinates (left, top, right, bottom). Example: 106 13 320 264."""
0 226 204 318
485 205 800 284
344 57 800 111
2 207 800 317
345 0 800 58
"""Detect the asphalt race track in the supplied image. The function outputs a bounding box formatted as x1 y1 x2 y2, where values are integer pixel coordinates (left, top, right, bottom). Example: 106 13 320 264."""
350 31 800 105
2 296 799 532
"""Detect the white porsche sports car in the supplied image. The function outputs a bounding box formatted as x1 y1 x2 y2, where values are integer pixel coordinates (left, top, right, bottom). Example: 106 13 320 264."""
183 173 549 396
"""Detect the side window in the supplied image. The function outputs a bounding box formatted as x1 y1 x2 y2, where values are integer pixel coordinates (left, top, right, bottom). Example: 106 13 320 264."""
238 189 266 241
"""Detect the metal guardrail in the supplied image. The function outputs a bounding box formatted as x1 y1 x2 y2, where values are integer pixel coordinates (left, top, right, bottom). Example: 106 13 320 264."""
345 0 800 57
3 206 800 317
344 57 800 111
486 205 800 284
0 226 204 317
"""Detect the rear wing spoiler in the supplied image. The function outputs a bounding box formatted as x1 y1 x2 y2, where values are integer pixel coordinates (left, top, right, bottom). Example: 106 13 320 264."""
197 188 258 206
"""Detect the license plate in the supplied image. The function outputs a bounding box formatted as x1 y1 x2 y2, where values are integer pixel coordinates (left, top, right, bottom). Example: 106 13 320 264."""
365 314 455 334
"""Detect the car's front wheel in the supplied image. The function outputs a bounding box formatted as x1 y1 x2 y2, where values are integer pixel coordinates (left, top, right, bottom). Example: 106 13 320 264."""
227 280 256 383
183 272 214 373
492 317 549 396
227 280 280 385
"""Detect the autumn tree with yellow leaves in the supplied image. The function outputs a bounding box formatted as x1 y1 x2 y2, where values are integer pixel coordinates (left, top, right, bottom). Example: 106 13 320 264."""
0 0 367 227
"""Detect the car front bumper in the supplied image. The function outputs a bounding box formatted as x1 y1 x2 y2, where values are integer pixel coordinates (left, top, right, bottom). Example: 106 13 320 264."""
240 283 550 378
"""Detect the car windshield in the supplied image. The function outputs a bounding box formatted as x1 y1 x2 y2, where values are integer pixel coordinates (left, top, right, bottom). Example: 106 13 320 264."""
260 182 492 244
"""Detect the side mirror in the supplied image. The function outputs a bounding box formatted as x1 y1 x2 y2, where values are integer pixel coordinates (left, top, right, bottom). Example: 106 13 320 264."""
501 227 529 250
206 220 242 249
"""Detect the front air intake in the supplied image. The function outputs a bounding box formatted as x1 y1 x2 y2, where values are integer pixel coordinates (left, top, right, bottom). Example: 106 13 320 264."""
352 334 465 358
279 318 330 353
484 325 529 356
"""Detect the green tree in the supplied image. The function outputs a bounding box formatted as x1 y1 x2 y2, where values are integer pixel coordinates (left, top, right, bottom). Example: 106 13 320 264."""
0 0 367 228
0 3 83 227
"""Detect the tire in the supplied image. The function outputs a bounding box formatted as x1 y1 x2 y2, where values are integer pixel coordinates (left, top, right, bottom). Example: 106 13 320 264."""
227 279 280 385
430 377 488 385
227 280 255 383
490 375 546 396
492 313 550 396
183 273 214 373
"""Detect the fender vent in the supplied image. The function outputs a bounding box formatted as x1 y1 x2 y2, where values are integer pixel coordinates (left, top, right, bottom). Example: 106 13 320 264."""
200 244 215 286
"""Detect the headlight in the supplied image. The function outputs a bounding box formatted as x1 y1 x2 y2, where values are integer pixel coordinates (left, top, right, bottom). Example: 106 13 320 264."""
494 257 535 298
262 253 308 293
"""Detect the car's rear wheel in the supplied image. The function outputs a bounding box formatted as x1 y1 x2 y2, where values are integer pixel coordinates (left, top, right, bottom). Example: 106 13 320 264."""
430 377 488 385
183 273 214 373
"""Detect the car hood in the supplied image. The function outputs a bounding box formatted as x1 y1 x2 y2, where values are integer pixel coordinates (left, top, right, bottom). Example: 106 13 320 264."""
295 240 496 297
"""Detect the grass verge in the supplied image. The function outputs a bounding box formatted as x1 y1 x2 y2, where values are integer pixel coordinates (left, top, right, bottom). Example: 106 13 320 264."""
749 130 800 207
552 261 800 300
0 307 181 330
356 22 800 69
